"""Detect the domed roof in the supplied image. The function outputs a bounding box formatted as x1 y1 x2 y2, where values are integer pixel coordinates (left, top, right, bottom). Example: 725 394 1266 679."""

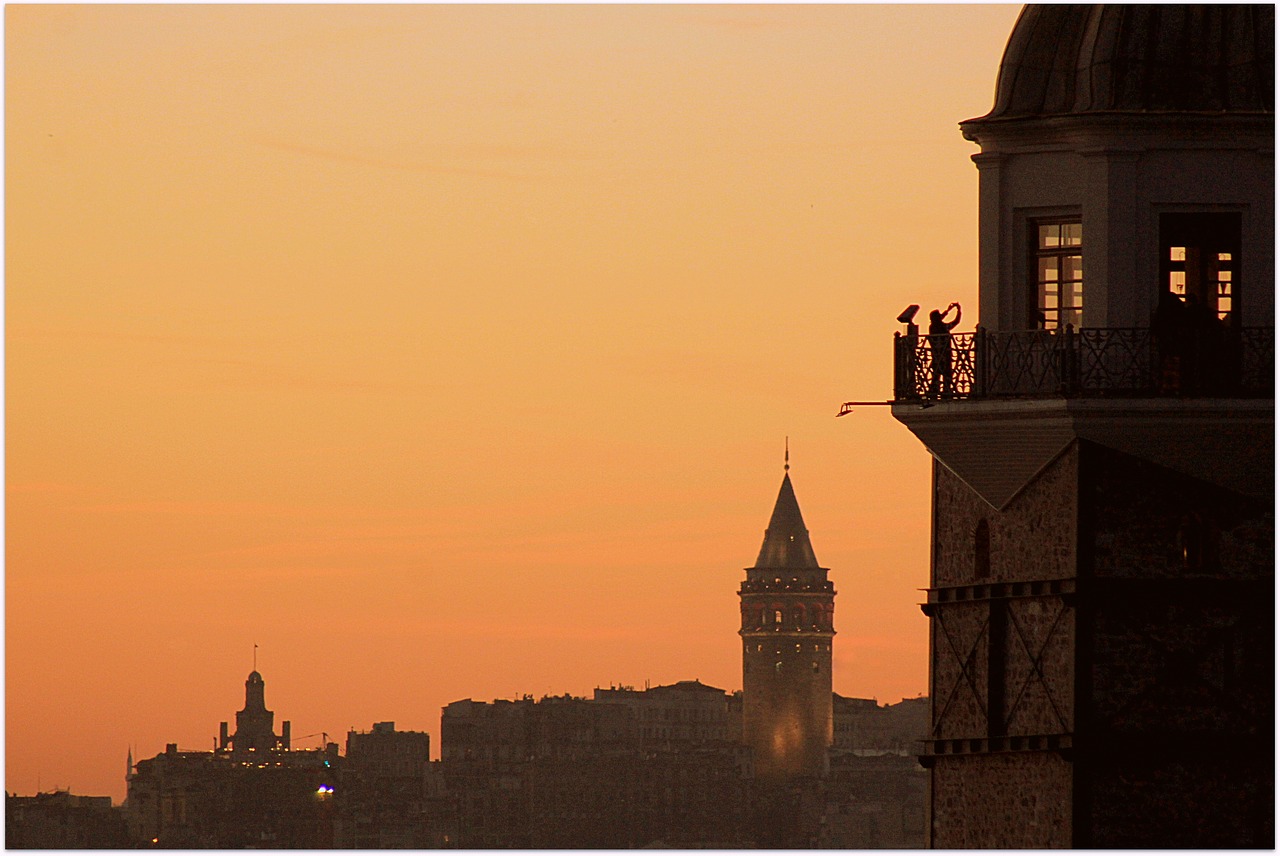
967 4 1273 125
247 670 263 683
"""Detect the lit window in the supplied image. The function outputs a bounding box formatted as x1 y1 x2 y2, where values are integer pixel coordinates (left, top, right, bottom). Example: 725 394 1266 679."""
1160 213 1241 325
1033 220 1083 330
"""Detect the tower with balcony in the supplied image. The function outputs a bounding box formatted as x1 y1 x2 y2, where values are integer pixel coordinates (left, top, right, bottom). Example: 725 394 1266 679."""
739 457 835 783
890 6 1273 848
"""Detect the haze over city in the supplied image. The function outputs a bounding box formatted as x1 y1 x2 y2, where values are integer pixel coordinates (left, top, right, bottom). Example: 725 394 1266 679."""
8 4 1022 803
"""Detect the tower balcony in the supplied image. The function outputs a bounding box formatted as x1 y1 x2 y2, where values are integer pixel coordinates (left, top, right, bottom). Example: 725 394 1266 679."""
884 326 1274 510
890 325 1273 404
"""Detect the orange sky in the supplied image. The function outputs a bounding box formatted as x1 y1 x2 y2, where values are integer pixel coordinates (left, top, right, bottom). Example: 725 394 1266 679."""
7 4 1021 801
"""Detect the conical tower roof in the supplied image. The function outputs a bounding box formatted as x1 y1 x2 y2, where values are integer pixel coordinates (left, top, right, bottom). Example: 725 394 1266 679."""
752 472 821 569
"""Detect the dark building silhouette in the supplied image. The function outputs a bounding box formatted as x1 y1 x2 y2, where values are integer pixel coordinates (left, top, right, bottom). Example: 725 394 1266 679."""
832 695 929 756
739 456 835 782
890 5 1274 848
100 461 927 848
337 722 446 848
124 670 340 848
439 686 752 848
6 790 129 849
220 669 291 756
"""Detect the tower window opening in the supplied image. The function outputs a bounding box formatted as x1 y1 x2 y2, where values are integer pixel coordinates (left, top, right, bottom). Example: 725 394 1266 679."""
774 609 783 625
974 519 991 580
1032 219 1083 330
1160 213 1241 326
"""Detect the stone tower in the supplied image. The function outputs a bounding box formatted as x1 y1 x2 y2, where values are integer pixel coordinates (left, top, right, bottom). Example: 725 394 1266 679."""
890 6 1273 848
739 455 835 781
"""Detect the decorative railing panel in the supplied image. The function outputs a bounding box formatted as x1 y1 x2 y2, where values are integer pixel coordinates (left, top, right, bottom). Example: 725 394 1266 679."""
894 326 1273 402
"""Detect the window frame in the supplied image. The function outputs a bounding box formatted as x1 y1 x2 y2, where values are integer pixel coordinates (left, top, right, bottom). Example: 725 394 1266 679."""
1158 212 1242 328
1030 218 1083 331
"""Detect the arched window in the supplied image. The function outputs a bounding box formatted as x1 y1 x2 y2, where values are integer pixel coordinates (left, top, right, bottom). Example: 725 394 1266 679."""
773 608 784 625
793 607 804 628
974 519 991 580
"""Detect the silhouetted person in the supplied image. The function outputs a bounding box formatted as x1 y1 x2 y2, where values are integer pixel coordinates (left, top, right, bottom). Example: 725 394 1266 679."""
1152 289 1189 393
927 302 961 399
1185 292 1225 393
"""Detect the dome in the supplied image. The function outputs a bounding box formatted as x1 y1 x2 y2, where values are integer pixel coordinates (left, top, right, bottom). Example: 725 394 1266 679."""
966 4 1273 125
247 670 263 683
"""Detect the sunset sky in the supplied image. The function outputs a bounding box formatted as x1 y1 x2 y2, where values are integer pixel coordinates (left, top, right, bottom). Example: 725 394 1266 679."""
7 4 1021 801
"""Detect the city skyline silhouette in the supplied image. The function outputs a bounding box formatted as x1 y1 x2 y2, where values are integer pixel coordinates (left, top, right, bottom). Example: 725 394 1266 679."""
7 5 1021 803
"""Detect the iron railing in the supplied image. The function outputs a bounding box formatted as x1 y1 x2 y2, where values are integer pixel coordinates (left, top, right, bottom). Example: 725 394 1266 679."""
893 325 1274 402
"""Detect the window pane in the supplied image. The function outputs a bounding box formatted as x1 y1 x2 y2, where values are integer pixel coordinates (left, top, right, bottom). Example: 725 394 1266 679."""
1042 292 1058 310
1218 252 1232 261
1062 222 1082 245
1038 225 1059 248
1039 258 1058 281
1062 255 1082 282
1170 247 1186 262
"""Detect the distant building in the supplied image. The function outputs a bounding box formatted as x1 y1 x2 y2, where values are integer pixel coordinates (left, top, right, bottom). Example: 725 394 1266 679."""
218 669 291 757
6 790 128 849
889 5 1274 848
435 684 925 847
820 753 927 849
439 686 752 848
823 696 929 848
111 462 926 849
594 679 737 750
337 721 444 848
124 670 340 848
739 455 836 783
832 695 928 756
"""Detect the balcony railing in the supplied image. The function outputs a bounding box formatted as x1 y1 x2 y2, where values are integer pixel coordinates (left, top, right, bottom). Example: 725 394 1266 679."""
893 326 1274 402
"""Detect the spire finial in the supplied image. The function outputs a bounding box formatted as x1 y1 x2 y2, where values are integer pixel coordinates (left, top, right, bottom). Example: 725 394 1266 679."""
784 437 790 472
253 642 258 671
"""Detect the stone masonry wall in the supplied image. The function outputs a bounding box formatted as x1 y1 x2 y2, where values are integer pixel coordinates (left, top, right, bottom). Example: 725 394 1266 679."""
930 752 1072 848
933 445 1078 588
1080 442 1273 847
